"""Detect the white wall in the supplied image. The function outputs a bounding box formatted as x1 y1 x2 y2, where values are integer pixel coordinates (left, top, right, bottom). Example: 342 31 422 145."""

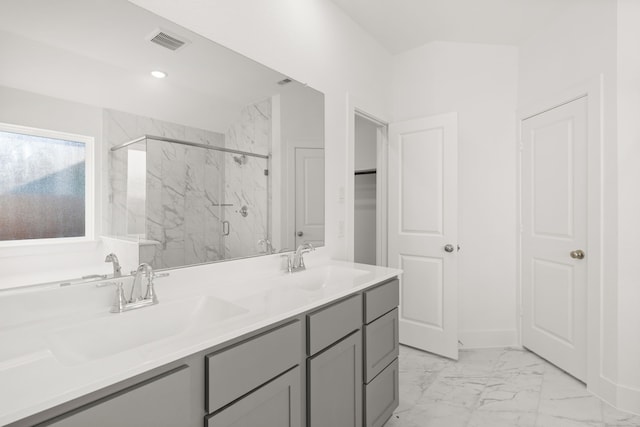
128 0 393 260
616 0 640 410
391 41 519 348
279 84 325 251
280 85 325 147
354 115 378 171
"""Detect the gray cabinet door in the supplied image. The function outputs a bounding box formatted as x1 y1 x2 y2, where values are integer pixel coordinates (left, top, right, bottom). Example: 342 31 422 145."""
308 330 362 427
364 358 399 427
206 367 301 427
41 365 191 427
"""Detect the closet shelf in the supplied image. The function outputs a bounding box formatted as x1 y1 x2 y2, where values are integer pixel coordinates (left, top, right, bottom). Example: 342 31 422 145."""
355 169 376 176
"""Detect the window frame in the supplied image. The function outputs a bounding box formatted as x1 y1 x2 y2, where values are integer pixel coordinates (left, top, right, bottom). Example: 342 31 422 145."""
0 121 96 247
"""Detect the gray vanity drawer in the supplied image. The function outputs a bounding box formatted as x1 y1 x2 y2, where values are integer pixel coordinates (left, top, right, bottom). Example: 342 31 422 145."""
206 320 302 413
364 358 399 427
364 279 399 324
364 308 399 383
307 294 362 355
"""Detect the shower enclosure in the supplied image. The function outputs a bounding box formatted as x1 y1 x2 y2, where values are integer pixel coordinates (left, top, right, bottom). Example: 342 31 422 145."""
109 135 270 269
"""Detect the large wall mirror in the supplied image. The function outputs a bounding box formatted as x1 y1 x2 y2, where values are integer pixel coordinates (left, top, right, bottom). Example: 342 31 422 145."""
0 0 325 271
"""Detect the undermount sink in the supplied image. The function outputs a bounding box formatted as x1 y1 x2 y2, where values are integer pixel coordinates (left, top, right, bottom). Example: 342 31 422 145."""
279 265 371 291
47 296 247 365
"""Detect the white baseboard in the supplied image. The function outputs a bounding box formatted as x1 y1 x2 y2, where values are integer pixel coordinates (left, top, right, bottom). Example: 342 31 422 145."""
616 382 640 416
589 375 640 416
593 375 617 406
458 329 518 349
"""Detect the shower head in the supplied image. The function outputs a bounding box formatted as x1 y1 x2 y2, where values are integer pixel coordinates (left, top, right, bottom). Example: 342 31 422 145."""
233 154 248 166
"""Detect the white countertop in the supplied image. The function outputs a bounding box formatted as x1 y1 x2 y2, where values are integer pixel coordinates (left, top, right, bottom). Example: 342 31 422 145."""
0 253 401 426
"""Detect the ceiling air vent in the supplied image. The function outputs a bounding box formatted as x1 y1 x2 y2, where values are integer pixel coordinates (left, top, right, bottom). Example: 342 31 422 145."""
148 29 188 51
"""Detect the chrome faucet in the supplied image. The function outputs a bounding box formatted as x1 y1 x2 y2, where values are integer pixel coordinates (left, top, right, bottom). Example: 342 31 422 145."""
130 263 153 303
258 238 275 254
111 263 164 313
104 253 122 278
285 243 315 273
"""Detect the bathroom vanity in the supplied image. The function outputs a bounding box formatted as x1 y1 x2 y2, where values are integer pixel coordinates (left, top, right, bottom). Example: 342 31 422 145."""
0 256 400 427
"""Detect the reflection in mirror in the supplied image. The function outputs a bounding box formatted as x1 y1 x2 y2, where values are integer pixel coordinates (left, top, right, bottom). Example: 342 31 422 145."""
0 125 89 241
0 0 324 272
112 133 270 268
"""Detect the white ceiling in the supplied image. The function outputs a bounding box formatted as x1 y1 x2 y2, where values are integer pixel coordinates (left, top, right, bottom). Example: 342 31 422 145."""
329 0 579 54
0 0 297 133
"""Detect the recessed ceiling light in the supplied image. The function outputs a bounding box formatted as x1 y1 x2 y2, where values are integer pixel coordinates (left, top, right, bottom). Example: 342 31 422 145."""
151 70 167 79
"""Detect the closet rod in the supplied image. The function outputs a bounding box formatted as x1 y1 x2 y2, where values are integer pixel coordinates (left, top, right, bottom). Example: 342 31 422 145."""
355 169 377 176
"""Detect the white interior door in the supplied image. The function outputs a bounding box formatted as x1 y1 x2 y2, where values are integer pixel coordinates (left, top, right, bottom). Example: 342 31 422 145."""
388 113 459 360
295 148 325 248
521 97 588 381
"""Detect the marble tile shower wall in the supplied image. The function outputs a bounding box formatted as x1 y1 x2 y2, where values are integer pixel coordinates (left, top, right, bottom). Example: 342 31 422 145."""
105 109 226 268
223 98 271 259
145 140 225 268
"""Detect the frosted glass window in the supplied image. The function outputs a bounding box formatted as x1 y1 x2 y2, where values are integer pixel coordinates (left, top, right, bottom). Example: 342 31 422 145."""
0 128 88 241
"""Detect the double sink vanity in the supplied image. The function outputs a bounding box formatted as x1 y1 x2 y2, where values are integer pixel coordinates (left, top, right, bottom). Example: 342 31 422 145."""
0 1 399 425
0 252 401 427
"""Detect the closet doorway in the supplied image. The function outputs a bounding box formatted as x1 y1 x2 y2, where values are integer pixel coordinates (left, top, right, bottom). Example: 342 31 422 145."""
354 111 387 266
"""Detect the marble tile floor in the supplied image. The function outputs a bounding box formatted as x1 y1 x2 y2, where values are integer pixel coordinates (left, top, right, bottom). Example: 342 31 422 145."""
387 346 640 427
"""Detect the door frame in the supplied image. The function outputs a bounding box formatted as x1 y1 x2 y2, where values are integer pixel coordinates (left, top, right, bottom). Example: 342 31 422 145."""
516 77 603 392
354 109 389 266
346 96 389 265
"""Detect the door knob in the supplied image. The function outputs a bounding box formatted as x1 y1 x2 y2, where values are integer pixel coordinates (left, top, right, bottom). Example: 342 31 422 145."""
570 249 585 260
444 244 454 253
297 231 304 237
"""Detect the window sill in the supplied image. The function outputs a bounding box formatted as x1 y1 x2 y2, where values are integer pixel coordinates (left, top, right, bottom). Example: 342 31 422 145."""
0 238 102 259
